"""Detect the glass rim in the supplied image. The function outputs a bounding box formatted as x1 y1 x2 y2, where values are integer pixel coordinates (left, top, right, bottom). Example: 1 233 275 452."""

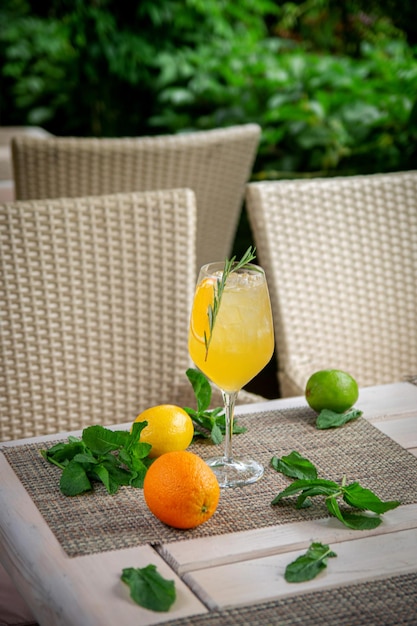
199 261 264 277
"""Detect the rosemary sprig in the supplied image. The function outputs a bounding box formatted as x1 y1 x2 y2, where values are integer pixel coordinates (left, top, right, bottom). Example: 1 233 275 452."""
204 246 257 360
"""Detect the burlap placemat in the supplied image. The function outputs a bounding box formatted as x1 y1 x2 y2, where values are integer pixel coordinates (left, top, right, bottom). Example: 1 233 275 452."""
3 407 417 558
163 572 417 626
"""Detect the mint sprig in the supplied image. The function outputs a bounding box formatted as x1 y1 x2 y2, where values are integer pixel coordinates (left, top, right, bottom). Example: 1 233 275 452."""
271 452 400 529
316 407 362 429
40 423 153 496
271 450 318 480
183 368 246 444
204 246 257 360
121 565 176 612
285 542 337 582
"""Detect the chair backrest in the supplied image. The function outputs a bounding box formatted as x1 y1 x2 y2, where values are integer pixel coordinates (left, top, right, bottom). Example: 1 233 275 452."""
0 189 198 441
11 124 261 271
246 171 417 397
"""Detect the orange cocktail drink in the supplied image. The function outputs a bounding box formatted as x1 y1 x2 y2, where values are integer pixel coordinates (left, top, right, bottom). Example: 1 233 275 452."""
189 267 274 393
188 258 274 487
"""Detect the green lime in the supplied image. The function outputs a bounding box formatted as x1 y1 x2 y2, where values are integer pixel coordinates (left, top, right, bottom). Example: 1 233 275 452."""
305 369 359 413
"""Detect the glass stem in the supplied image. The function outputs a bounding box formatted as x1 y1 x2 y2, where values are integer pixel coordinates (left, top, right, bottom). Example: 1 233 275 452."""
221 390 238 463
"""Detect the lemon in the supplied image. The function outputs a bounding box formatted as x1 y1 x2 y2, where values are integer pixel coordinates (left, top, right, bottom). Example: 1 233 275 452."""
133 404 194 458
305 369 359 413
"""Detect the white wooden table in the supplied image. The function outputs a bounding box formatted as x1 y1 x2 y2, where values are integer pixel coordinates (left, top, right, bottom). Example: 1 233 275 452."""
1 381 416 626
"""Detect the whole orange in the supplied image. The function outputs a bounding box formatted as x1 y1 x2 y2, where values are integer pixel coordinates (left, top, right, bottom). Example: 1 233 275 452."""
133 404 194 458
143 450 220 529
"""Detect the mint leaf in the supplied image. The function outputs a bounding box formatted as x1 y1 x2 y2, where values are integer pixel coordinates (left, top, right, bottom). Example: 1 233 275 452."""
121 565 176 612
41 440 87 468
325 493 346 523
127 421 149 449
316 408 362 429
104 461 136 487
327 495 383 529
211 422 223 445
82 425 129 455
91 463 119 494
42 422 154 496
119 445 152 475
72 452 98 465
186 368 212 412
271 451 318 480
271 478 340 505
128 464 150 488
285 542 337 582
130 442 153 460
183 368 246 445
271 453 401 530
215 412 247 436
59 461 92 496
336 511 383 530
342 482 400 513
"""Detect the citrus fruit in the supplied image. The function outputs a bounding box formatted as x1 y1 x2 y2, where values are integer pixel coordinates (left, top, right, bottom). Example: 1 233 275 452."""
143 450 220 529
305 369 359 413
189 277 216 343
133 405 194 458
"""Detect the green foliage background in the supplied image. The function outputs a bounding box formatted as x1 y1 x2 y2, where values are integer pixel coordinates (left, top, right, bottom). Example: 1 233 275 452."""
1 0 417 182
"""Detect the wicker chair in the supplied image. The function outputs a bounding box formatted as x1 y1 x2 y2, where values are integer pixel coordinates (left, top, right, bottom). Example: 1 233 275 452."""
0 188 201 442
246 171 417 397
11 124 261 271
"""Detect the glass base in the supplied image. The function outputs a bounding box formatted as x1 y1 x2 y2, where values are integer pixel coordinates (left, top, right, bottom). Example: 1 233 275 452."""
206 456 264 488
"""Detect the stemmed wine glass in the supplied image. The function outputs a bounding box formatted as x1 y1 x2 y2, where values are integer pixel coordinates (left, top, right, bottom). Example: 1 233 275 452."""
188 248 274 488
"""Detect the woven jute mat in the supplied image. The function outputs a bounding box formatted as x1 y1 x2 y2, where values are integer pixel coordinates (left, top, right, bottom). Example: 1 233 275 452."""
3 407 417 558
163 572 417 626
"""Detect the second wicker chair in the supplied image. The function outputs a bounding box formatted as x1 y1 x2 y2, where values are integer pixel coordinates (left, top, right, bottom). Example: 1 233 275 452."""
11 124 261 272
246 171 417 397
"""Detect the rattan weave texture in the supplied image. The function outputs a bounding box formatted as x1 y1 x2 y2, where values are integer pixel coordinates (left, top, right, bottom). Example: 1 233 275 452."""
246 171 417 396
0 189 199 441
163 572 417 626
11 125 261 270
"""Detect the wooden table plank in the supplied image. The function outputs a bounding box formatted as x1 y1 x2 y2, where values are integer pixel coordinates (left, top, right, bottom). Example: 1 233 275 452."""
355 382 417 420
0 454 207 626
182 526 417 611
161 503 417 574
67 548 208 626
369 416 417 451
